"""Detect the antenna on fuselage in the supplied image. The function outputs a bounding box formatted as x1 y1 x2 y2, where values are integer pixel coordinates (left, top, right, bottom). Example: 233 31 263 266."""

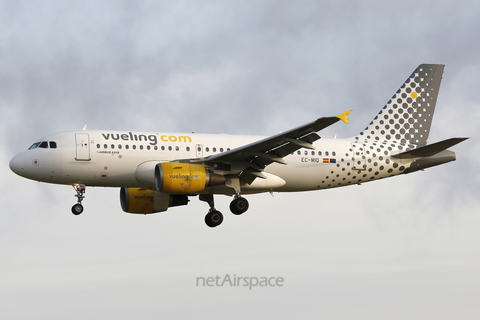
82 125 87 131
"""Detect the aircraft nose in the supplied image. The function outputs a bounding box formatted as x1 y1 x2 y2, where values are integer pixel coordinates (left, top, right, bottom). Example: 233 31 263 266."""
9 153 25 176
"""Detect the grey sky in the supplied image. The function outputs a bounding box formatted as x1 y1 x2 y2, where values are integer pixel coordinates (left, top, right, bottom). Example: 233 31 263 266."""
1 1 479 319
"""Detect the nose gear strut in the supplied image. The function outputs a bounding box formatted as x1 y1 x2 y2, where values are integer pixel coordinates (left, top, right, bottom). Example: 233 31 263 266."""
72 184 86 215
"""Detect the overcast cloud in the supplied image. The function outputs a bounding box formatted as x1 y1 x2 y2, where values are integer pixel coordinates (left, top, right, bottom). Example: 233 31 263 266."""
1 1 479 319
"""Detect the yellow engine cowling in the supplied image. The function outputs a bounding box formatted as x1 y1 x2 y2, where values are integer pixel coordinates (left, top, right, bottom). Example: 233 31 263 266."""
120 188 188 214
155 163 226 194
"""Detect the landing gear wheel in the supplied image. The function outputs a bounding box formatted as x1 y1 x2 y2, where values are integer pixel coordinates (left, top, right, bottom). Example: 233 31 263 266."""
72 184 86 215
72 203 84 215
205 210 223 228
230 197 249 215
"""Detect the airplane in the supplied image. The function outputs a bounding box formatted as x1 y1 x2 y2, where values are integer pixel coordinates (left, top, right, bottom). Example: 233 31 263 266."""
9 64 468 227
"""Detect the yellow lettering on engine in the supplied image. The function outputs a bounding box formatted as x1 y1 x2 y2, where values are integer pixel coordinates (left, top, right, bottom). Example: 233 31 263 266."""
125 188 156 214
159 163 207 194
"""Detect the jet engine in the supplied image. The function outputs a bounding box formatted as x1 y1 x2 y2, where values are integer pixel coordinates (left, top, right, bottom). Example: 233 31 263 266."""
155 163 226 194
120 187 188 214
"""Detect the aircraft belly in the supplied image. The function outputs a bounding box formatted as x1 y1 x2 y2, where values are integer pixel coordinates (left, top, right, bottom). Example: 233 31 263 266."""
55 153 142 187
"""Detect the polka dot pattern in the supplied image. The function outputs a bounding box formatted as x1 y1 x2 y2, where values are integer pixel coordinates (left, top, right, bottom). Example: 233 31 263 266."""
356 64 444 146
314 141 406 189
306 65 446 191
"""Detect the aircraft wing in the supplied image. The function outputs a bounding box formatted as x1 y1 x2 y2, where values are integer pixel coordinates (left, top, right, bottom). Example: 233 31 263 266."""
193 110 351 184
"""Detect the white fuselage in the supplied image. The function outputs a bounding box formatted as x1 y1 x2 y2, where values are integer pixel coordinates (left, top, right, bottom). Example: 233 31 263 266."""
9 129 437 195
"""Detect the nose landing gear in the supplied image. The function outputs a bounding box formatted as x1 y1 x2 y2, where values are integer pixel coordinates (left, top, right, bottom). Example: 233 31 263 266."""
71 184 86 215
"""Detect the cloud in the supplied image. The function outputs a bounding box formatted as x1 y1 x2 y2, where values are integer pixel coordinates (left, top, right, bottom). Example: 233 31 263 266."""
1 1 479 319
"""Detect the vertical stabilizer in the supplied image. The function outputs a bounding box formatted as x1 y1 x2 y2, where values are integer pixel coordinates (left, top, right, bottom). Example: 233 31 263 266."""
356 64 444 146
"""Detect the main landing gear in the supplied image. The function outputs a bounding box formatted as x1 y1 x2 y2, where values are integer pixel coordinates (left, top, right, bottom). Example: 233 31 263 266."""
230 196 249 215
200 194 249 228
71 184 86 215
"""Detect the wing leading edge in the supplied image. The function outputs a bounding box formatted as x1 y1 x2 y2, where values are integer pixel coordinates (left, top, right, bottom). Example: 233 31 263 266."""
194 110 351 184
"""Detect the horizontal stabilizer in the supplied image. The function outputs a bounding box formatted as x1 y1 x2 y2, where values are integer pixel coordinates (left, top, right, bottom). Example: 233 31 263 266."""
391 138 468 159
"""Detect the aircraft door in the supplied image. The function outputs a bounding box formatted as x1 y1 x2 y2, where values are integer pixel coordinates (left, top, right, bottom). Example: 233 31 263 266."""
75 133 91 161
351 142 366 170
195 144 203 158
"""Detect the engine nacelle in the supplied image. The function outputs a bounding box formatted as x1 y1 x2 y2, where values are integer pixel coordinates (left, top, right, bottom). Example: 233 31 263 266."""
120 187 188 214
155 163 225 194
135 161 158 190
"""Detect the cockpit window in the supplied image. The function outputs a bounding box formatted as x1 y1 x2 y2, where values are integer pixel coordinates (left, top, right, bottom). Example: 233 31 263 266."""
29 142 40 149
28 141 57 150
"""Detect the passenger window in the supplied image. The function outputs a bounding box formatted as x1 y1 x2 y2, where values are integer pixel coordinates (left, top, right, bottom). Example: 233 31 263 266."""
326 151 329 156
118 144 122 149
168 146 172 151
104 144 107 149
147 146 151 150
220 148 224 152
39 141 48 148
126 145 129 150
175 146 179 151
50 141 57 148
186 146 190 152
133 145 136 150
161 146 165 151
318 151 322 156
332 152 336 156
140 145 143 150
304 151 308 155
297 151 301 155
206 147 210 152
96 144 100 149
213 147 216 152
154 146 158 150
111 144 115 149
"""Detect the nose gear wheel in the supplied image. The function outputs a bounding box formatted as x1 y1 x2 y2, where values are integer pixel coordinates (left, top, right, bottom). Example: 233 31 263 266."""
72 184 86 215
